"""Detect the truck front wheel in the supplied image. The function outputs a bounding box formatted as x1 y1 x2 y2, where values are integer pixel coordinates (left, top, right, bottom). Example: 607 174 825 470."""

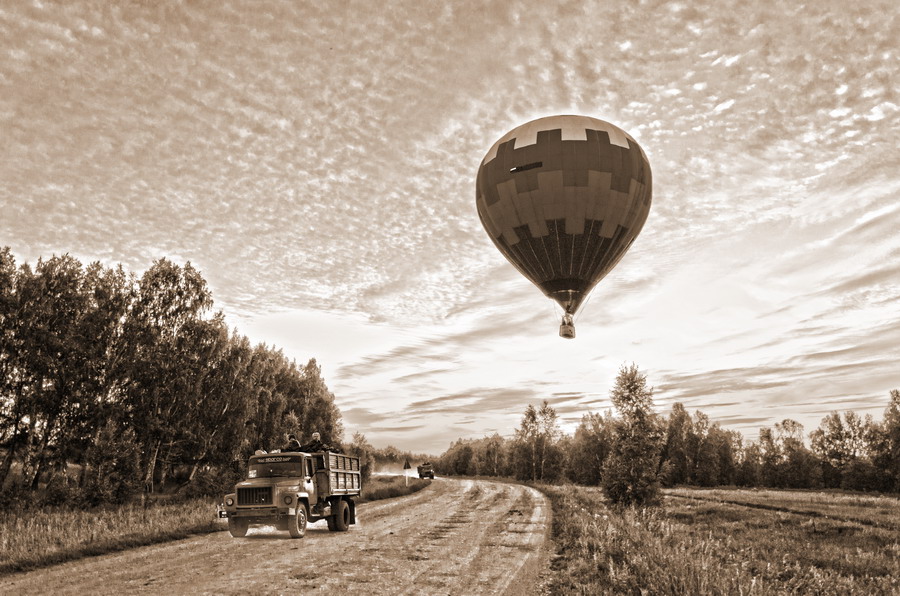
331 499 350 532
228 518 249 538
289 504 308 538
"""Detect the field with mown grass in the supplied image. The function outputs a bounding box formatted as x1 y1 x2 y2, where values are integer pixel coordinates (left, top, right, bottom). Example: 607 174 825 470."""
0 474 429 576
540 485 900 595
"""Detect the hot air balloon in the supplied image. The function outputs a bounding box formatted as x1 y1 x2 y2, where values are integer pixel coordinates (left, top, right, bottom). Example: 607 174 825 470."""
476 115 652 338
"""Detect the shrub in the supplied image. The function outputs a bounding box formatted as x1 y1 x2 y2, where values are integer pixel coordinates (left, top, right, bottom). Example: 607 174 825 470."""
178 466 243 500
80 422 142 506
0 482 30 512
38 477 83 508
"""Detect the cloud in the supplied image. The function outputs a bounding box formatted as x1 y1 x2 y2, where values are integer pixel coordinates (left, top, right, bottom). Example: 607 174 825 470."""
340 407 396 427
2 1 897 452
407 387 542 416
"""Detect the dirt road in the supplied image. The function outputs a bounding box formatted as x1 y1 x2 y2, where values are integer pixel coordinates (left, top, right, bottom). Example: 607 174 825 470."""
1 478 551 595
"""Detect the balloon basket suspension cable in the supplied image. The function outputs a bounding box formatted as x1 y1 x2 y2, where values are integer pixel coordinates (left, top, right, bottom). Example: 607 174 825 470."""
574 288 595 325
545 299 562 325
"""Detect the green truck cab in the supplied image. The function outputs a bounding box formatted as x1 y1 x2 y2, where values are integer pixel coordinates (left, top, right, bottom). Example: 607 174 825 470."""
220 450 361 538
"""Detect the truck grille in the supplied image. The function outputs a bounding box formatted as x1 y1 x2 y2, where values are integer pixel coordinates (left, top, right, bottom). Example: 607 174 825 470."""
237 486 272 506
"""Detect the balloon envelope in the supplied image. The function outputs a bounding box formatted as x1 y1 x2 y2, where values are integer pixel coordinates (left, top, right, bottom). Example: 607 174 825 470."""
476 115 652 316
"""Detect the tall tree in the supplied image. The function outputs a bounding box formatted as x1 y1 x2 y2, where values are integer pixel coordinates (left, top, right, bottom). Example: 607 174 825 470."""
346 432 375 484
872 389 900 492
536 401 562 481
472 433 506 478
119 259 214 492
601 363 663 506
0 249 24 486
775 419 821 489
441 439 475 476
690 411 722 486
659 403 693 487
61 262 132 480
510 401 562 482
735 440 762 487
170 318 240 484
512 404 540 481
14 254 116 488
810 411 867 488
716 427 741 486
758 427 780 487
295 358 344 448
566 411 614 486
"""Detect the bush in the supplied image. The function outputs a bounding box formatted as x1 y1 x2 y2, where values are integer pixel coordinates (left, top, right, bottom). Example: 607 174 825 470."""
601 419 663 507
0 482 30 512
38 477 83 508
841 459 881 492
178 466 243 500
80 422 142 506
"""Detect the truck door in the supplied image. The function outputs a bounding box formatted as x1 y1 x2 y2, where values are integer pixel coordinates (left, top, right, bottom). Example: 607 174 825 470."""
304 457 317 505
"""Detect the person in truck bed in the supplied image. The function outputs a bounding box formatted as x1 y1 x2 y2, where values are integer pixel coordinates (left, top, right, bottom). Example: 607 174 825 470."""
299 431 340 452
283 433 302 451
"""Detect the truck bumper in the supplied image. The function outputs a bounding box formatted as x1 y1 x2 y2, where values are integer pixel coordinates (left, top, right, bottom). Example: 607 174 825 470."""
222 507 294 522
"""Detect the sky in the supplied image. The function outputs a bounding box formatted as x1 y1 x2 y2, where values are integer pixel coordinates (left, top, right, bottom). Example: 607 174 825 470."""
1 0 898 454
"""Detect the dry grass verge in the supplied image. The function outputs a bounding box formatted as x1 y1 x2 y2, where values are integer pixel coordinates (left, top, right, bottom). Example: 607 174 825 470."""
0 498 219 576
358 474 430 503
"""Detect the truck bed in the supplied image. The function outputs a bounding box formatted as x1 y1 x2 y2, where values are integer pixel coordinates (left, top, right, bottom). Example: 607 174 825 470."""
317 451 361 495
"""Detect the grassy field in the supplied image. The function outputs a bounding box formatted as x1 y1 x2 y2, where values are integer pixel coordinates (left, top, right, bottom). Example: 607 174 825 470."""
666 487 900 530
540 485 900 595
359 474 429 503
0 474 429 576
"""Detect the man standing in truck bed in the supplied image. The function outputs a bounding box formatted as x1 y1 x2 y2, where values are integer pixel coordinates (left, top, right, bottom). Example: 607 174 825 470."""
299 431 338 452
284 433 302 451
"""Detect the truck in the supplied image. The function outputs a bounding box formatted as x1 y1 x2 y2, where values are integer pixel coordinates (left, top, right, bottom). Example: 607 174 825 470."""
417 462 434 479
220 450 361 538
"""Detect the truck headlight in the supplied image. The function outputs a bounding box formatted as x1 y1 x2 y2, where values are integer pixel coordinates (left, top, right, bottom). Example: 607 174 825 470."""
283 495 293 505
225 497 234 506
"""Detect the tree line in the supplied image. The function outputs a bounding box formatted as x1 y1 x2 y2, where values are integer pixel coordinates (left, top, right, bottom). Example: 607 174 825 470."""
0 247 343 504
434 364 900 505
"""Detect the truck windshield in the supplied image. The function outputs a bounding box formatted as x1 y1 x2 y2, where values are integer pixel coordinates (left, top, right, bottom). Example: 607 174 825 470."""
248 455 304 478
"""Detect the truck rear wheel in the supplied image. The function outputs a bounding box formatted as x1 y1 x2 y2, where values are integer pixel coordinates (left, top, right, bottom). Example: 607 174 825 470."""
332 499 350 532
228 518 249 538
289 504 308 538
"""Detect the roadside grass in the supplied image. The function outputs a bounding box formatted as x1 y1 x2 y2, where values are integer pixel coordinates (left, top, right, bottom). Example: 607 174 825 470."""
539 484 900 595
0 497 220 576
358 475 430 503
0 476 430 577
